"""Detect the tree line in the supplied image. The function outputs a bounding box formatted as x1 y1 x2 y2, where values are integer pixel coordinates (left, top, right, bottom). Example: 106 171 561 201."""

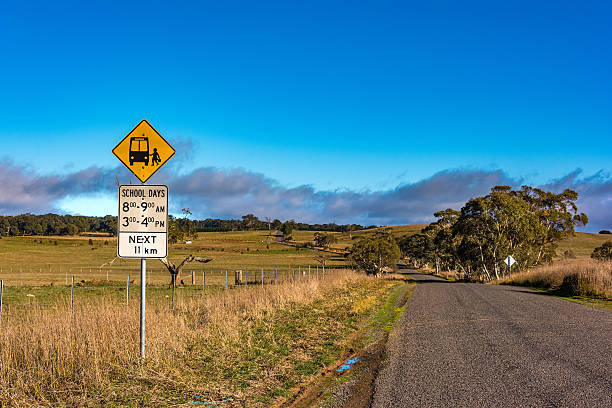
0 214 117 237
347 185 590 279
397 186 588 280
0 212 374 237
194 214 372 233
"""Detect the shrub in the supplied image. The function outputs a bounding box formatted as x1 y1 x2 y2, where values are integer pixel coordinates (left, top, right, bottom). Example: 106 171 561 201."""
591 241 612 261
560 269 611 298
599 230 611 234
563 249 576 259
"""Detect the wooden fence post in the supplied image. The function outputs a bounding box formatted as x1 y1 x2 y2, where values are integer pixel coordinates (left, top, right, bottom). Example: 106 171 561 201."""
202 270 206 300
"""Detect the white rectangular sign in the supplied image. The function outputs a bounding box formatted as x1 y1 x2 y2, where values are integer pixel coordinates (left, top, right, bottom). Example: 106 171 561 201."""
118 185 168 258
504 255 516 266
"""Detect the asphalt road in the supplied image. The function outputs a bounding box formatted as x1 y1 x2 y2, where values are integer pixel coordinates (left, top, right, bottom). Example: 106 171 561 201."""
371 270 612 408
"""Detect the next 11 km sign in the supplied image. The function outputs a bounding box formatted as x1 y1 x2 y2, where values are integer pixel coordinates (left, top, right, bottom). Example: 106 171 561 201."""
118 185 168 258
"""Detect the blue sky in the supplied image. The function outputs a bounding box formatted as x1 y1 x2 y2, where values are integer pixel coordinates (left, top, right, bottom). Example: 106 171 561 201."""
0 1 611 230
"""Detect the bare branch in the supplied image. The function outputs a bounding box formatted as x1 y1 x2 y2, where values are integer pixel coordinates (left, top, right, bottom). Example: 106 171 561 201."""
158 255 213 285
158 257 173 269
99 257 119 269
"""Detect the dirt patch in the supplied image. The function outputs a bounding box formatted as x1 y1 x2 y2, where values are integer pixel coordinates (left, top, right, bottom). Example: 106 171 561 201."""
280 341 386 408
331 339 386 408
281 280 414 408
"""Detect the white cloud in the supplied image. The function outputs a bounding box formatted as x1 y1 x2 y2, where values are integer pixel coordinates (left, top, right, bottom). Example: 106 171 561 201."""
0 159 610 231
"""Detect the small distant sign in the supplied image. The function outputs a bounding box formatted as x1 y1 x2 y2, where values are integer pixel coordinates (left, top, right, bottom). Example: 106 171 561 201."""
504 256 516 266
112 120 175 184
118 185 168 258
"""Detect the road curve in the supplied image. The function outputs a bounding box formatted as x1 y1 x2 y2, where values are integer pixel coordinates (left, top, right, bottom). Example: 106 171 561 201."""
371 270 612 407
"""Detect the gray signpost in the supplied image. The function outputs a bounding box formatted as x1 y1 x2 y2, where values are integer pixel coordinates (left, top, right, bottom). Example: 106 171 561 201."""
113 120 174 362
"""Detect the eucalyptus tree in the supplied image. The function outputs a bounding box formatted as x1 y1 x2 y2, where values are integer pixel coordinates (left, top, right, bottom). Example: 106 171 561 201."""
425 209 462 273
453 187 541 279
314 232 338 248
512 186 588 264
350 229 401 276
398 233 434 268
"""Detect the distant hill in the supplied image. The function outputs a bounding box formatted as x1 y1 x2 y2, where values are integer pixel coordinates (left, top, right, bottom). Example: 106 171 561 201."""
350 224 426 238
557 232 612 258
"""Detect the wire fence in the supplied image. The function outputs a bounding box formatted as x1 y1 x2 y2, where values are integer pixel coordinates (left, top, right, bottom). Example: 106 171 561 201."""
0 264 353 286
0 265 355 319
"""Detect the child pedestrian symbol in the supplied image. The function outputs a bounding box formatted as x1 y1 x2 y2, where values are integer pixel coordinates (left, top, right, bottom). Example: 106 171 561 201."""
151 148 161 166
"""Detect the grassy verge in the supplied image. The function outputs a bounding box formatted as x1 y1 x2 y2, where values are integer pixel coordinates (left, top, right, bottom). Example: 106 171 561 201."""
0 271 405 407
289 274 416 408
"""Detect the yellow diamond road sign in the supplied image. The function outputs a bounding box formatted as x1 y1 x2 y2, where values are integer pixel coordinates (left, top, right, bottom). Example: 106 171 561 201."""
112 120 175 184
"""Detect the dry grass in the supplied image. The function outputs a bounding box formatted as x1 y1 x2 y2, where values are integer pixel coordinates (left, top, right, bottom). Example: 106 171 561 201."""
0 270 394 407
498 259 612 299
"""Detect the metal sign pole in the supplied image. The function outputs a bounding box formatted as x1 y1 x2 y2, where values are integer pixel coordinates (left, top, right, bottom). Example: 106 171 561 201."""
140 258 146 362
172 275 176 309
0 279 3 323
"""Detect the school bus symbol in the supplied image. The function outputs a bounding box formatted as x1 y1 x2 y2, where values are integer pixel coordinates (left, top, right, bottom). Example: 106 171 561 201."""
130 136 149 166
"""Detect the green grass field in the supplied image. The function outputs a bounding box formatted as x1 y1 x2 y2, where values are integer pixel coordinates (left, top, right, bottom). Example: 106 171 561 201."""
556 231 612 258
0 230 348 287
